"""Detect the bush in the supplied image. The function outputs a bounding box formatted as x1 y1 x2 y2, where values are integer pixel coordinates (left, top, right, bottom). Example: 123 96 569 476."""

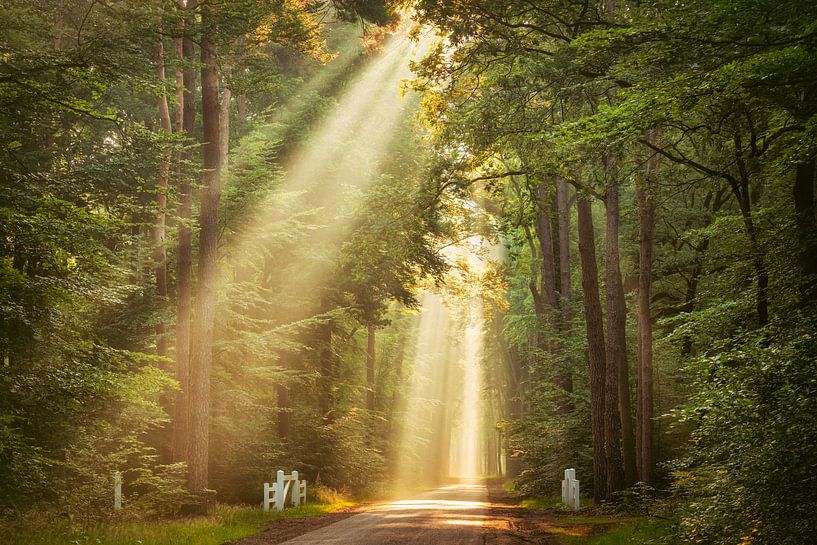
673 314 817 545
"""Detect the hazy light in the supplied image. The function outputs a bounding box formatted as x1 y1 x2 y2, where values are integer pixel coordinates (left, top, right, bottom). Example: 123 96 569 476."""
396 236 490 485
224 22 436 322
396 292 451 489
450 299 483 478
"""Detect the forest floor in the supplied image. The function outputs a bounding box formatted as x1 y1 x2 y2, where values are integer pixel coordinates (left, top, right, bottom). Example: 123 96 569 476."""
3 481 666 545
231 478 650 545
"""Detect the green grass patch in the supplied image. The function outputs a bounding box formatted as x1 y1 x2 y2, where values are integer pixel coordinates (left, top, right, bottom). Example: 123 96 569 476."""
556 516 626 525
519 495 594 512
561 517 674 545
3 501 354 545
520 496 566 510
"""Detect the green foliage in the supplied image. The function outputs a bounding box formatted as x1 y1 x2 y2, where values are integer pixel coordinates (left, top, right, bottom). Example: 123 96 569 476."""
2 501 354 545
671 315 817 545
411 1 817 544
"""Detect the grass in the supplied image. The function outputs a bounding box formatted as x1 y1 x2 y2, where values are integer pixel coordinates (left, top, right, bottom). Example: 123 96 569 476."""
560 517 674 545
519 496 568 510
519 495 596 512
2 501 354 545
512 489 675 545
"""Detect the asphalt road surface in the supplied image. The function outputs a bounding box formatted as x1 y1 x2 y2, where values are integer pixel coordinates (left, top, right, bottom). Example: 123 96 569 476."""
278 480 489 545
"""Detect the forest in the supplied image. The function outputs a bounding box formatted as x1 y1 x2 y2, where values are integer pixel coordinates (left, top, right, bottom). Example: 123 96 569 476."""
1 1 816 544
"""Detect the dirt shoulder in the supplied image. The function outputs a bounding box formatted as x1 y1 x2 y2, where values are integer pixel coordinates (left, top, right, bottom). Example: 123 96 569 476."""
231 503 371 545
482 478 564 545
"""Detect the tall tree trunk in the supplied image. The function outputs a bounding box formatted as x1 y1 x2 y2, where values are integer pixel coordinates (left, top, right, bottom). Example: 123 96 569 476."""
537 178 571 410
556 177 574 407
604 168 637 490
794 158 817 301
576 194 608 502
219 71 231 170
536 179 558 311
153 39 171 361
557 178 573 323
152 37 173 463
173 0 197 464
366 324 376 411
237 94 248 122
188 5 222 500
636 132 660 485
175 35 184 131
599 6 633 496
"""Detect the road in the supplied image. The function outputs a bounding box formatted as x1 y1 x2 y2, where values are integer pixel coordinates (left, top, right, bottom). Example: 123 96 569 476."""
278 480 489 545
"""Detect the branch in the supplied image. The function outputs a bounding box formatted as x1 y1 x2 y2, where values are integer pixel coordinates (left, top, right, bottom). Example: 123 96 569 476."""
638 138 739 186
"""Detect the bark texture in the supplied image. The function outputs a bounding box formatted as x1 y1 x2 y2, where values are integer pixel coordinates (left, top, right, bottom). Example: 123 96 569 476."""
636 132 661 484
173 0 197 463
604 171 635 491
555 177 574 410
576 195 607 502
153 39 171 361
188 7 222 499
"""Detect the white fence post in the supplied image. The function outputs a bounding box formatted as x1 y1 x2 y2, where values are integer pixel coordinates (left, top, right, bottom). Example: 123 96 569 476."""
263 470 306 512
275 470 285 511
114 471 122 511
561 468 580 511
291 471 299 507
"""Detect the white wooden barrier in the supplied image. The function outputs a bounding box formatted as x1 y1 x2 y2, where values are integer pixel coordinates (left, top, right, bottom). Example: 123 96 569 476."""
561 468 580 511
264 470 307 511
114 471 122 511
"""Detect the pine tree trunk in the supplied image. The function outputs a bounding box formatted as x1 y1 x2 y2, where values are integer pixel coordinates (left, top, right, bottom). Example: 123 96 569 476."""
605 172 636 494
537 178 571 410
536 179 559 311
636 132 660 485
153 39 171 360
599 4 633 497
188 5 222 501
556 177 574 408
219 71 231 170
173 0 197 464
557 178 573 323
576 195 607 502
237 94 248 122
175 35 184 131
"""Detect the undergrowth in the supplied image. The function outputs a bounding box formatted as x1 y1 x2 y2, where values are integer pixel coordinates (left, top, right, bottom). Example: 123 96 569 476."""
2 501 354 545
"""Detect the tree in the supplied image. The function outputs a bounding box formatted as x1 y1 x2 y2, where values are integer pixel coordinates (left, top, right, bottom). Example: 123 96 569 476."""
576 194 608 502
173 0 197 464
